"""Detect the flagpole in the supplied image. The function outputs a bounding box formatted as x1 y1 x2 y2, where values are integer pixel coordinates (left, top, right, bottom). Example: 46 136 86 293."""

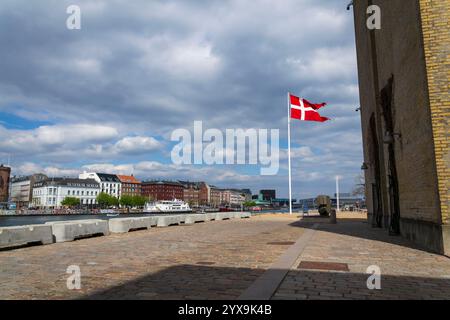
287 92 293 215
336 175 340 212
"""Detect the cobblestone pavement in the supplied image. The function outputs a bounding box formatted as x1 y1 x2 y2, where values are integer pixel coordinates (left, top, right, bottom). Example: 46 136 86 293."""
273 216 450 300
0 216 304 300
2 214 450 300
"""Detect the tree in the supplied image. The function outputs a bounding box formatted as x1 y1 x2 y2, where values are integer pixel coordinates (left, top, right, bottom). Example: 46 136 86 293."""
243 201 257 208
61 197 80 207
109 195 119 207
119 195 134 208
132 195 147 208
96 192 110 208
96 192 119 208
352 172 366 197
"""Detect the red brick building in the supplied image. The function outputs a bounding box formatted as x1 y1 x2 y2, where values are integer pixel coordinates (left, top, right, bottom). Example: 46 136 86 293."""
117 175 141 197
197 182 221 207
179 181 201 206
199 182 210 205
141 181 184 201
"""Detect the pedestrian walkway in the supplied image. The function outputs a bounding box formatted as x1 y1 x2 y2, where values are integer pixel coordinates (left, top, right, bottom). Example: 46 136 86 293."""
0 213 449 300
272 214 450 300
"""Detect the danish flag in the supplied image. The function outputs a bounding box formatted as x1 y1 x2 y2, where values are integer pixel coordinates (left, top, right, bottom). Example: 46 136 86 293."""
289 93 329 122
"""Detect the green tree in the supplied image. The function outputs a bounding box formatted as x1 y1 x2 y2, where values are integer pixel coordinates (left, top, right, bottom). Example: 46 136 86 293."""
120 195 134 208
109 195 119 207
96 192 118 208
61 197 80 207
243 201 257 208
132 195 147 208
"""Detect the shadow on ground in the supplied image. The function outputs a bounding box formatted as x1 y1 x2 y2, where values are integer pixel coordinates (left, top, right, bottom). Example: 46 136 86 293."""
83 264 265 300
289 218 436 253
81 263 450 300
274 268 450 300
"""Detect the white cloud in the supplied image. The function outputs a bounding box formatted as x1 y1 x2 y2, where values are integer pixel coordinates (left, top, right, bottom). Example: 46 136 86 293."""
0 0 362 198
113 136 162 154
0 124 118 152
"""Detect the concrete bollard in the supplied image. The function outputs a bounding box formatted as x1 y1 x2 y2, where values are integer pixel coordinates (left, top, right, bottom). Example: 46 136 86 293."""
46 219 109 243
240 212 251 219
156 215 183 227
0 224 53 248
184 214 207 225
205 212 217 221
108 217 154 233
216 212 234 220
233 212 251 219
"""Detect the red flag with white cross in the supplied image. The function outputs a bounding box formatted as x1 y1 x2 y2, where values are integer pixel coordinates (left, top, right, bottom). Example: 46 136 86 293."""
289 93 329 122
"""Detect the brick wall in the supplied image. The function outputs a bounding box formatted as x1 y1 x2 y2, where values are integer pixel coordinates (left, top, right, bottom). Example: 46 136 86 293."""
353 0 445 225
419 0 450 225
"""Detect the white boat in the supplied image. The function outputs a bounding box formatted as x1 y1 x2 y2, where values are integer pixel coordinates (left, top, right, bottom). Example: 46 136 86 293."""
143 199 192 213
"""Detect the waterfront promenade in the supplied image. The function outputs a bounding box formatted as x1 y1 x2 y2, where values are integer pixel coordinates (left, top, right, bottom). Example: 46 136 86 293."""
1 213 450 300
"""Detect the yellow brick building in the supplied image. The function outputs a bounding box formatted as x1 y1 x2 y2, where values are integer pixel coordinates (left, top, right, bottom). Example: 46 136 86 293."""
352 0 449 255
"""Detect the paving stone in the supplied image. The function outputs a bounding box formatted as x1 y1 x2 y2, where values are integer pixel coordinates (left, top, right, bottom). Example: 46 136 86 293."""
0 216 303 300
273 220 450 300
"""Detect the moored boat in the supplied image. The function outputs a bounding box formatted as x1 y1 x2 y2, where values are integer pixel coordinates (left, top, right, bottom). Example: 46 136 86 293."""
143 199 192 213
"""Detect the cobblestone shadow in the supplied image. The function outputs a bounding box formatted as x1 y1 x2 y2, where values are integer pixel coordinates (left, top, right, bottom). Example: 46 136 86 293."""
82 263 450 300
83 264 265 300
273 269 450 300
290 219 434 253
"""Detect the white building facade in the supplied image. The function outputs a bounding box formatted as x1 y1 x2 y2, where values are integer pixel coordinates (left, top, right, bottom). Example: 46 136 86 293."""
10 174 47 208
32 178 100 208
79 172 121 198
220 189 246 207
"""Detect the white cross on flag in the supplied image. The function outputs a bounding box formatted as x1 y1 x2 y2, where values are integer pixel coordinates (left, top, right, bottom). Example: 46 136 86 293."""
289 93 329 122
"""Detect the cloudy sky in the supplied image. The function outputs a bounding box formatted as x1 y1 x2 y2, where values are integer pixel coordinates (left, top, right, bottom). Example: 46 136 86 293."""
0 0 363 199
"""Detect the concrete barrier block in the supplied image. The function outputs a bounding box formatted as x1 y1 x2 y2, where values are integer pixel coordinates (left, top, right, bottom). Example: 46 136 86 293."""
46 220 109 243
156 215 183 227
216 212 234 220
184 214 207 225
0 224 53 248
233 212 251 219
205 212 217 221
143 216 159 227
240 212 251 218
109 217 153 233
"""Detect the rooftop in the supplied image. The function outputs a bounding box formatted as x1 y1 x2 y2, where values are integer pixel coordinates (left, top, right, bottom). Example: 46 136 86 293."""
96 173 120 183
33 178 99 188
117 175 140 184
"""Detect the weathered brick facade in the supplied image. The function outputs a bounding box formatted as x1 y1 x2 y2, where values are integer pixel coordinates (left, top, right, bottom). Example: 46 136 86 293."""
419 0 450 225
352 0 449 255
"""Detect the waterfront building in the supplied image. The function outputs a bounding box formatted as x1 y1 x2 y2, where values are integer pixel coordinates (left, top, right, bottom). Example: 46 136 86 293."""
199 182 210 205
179 181 201 206
10 173 47 208
260 190 276 202
31 178 100 208
330 193 365 210
117 174 141 197
240 189 253 202
196 182 249 207
0 164 11 203
79 172 121 198
219 189 246 207
209 187 222 207
352 1 449 254
141 180 184 201
297 198 316 210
